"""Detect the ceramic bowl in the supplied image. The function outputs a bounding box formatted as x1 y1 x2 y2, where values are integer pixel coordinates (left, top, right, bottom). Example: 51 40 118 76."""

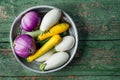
10 5 78 73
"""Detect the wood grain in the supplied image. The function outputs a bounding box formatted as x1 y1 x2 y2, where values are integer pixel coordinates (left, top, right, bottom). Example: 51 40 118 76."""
0 76 120 80
0 0 120 41
0 0 120 79
0 41 120 76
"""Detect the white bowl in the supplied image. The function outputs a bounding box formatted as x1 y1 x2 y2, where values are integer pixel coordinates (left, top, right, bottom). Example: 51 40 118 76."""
10 5 78 73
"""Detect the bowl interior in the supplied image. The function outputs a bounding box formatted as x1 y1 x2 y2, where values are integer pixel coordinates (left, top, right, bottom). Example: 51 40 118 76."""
10 6 78 73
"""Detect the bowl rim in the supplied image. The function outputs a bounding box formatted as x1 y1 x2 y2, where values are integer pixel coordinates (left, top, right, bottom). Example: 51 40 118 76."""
10 5 78 73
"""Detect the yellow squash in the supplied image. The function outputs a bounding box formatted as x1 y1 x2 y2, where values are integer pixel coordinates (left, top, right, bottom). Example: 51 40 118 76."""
27 35 62 62
38 23 69 41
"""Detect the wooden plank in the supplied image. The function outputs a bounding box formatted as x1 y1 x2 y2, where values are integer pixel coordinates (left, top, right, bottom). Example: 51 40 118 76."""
0 76 120 80
0 0 120 78
0 42 10 49
0 0 120 41
0 41 120 76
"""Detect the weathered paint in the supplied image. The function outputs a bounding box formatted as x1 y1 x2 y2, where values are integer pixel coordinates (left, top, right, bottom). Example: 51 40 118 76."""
0 0 120 79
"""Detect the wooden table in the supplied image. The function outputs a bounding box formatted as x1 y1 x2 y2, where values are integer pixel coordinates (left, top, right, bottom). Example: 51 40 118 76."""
0 0 120 79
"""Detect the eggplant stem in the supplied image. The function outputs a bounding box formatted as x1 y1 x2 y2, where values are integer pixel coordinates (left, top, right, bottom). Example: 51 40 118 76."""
53 48 57 53
40 63 47 71
40 30 44 36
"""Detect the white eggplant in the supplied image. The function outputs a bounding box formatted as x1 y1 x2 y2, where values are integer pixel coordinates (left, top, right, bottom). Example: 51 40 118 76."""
40 8 61 33
55 36 75 51
35 49 54 62
40 52 69 71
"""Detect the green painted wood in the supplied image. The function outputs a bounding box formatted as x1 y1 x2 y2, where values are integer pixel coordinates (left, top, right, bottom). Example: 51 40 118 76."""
0 76 120 80
0 0 120 41
0 41 120 76
0 0 120 79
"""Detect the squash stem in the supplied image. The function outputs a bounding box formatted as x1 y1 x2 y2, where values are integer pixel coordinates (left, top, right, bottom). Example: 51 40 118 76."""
26 57 30 62
40 63 47 71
